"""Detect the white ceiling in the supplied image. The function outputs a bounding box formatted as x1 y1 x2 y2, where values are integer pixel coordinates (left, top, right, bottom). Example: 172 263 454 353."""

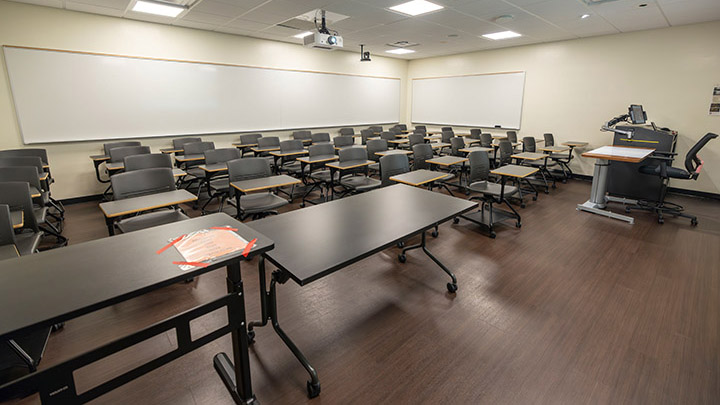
9 0 720 59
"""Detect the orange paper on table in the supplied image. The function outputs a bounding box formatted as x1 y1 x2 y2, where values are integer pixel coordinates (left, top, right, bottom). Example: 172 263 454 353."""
173 228 250 267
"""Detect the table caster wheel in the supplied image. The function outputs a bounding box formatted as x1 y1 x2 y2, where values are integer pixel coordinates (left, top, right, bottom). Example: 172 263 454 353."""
397 241 405 248
544 190 549 194
307 381 321 398
247 329 255 344
447 283 458 293
625 207 631 213
520 203 526 208
658 218 664 224
691 218 698 226
398 254 406 263
453 217 460 224
432 230 439 238
516 222 522 228
300 203 305 208
489 232 496 239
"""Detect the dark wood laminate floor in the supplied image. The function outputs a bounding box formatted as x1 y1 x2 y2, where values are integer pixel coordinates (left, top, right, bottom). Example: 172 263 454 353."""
5 179 720 404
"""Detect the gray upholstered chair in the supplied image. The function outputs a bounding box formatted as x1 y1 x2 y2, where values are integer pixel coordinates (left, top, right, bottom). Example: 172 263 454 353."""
338 147 381 194
301 143 339 206
124 153 173 171
104 141 142 157
339 128 355 136
333 135 354 152
109 146 151 164
227 157 289 220
172 137 202 151
379 153 410 187
0 182 43 254
366 139 388 174
360 129 375 145
201 148 243 212
480 133 493 148
110 168 189 233
311 133 331 144
450 137 465 157
238 134 263 156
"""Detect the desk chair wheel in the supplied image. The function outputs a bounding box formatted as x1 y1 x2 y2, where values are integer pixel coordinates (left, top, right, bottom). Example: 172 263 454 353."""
658 218 664 224
625 207 631 213
691 218 698 226
520 203 526 209
398 254 406 263
397 241 405 248
489 232 496 239
307 381 321 398
544 189 549 194
551 184 557 189
532 196 537 201
247 330 255 344
516 222 522 228
52 322 64 331
447 283 458 293
300 202 305 208
453 217 460 224
431 230 439 238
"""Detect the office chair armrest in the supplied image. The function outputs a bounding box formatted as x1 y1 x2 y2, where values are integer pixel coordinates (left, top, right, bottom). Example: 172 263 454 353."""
651 155 674 162
659 161 668 179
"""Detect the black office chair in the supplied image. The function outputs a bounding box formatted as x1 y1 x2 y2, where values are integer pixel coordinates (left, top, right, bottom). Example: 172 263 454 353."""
456 150 521 238
124 153 173 171
369 125 383 133
380 131 396 144
450 137 465 157
470 129 482 138
366 139 388 175
398 124 408 131
227 158 289 220
627 132 717 225
181 141 216 190
301 143 339 207
339 128 355 136
415 125 427 133
0 182 43 254
0 157 62 222
338 147 381 194
520 137 555 192
543 133 572 179
110 168 189 234
506 131 521 152
171 137 202 152
400 133 424 151
0 149 63 217
276 140 305 177
311 133 331 144
333 135 355 152
441 126 453 132
201 148 243 212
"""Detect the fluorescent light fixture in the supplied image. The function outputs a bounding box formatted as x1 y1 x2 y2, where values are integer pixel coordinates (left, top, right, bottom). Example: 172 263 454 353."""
389 0 443 17
293 31 313 39
132 0 186 17
482 31 522 40
581 13 591 19
386 48 416 54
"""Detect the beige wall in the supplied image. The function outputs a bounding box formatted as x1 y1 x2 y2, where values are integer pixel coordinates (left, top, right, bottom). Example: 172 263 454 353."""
408 21 720 195
0 0 408 199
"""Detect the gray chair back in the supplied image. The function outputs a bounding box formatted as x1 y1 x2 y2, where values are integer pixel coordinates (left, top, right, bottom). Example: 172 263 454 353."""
205 148 241 165
468 150 490 183
0 166 42 191
240 134 263 145
450 137 465 156
366 139 388 162
0 156 44 175
369 126 383 133
333 136 354 148
412 144 433 170
291 131 311 141
544 133 555 146
441 130 454 143
312 133 331 144
480 133 493 148
497 140 514 165
124 154 172 171
172 137 202 150
442 126 453 132
415 125 427 132
0 204 16 247
111 168 176 200
0 182 40 232
360 129 374 145
390 127 403 135
257 137 280 148
380 131 395 141
506 131 518 143
280 140 304 153
522 137 537 153
339 128 354 136
398 124 407 131
338 146 366 162
104 141 141 156
183 141 215 155
309 143 335 157
408 134 424 148
0 149 49 165
380 154 410 187
109 146 150 163
228 157 271 182
470 129 482 138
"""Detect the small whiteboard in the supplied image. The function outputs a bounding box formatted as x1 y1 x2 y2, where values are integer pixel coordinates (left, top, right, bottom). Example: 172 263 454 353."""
411 72 525 129
3 46 401 144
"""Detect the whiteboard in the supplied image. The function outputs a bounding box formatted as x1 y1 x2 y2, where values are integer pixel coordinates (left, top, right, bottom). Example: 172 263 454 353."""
411 72 525 129
3 46 401 144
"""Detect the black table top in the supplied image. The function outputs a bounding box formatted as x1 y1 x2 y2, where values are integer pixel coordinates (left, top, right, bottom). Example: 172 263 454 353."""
0 213 274 340
0 245 18 260
230 175 301 193
248 184 476 286
99 189 197 218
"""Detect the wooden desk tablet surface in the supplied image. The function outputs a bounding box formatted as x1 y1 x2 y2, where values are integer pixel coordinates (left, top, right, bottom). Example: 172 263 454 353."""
426 156 468 166
388 139 409 144
269 150 308 157
172 168 187 177
390 169 449 186
325 160 373 170
11 210 23 229
581 146 654 163
29 186 41 198
539 145 570 153
375 149 412 156
563 141 589 147
492 134 507 139
491 165 539 178
425 135 441 140
251 147 281 153
175 154 205 162
465 138 482 145
199 163 228 173
39 173 49 181
90 154 110 161
296 155 338 164
99 189 197 218
230 174 300 193
232 143 258 148
459 146 493 153
160 148 183 154
512 152 547 161
105 162 124 171
430 142 451 149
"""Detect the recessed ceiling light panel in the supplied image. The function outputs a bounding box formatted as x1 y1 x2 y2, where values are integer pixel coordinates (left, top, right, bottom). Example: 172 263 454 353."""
389 0 444 17
132 0 185 17
386 48 416 54
482 31 522 40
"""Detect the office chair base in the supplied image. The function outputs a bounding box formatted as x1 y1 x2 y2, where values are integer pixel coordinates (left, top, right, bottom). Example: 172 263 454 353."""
625 201 698 226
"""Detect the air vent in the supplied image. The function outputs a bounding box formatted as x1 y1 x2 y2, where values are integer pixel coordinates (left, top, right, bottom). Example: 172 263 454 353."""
386 41 420 48
581 0 621 4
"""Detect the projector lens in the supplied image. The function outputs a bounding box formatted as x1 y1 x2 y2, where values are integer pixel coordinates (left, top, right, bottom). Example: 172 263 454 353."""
328 36 337 45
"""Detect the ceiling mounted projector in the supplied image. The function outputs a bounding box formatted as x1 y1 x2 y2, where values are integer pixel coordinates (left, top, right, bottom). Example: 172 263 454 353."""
304 10 343 51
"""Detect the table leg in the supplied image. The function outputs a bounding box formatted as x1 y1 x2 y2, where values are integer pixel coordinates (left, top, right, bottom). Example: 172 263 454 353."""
398 230 458 293
213 262 259 405
105 216 115 236
576 158 635 224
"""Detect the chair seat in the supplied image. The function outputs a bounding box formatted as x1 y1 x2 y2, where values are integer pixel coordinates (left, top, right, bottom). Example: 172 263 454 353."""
33 207 48 224
14 231 42 256
468 181 519 197
310 170 339 183
639 165 691 179
340 176 381 192
368 162 380 172
281 161 303 173
438 173 455 182
184 167 205 178
527 160 558 168
549 153 570 160
117 209 189 233
208 178 230 193
238 192 288 214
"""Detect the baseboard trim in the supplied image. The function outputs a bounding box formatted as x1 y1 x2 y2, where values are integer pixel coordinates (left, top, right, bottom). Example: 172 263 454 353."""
59 194 103 205
568 173 719 201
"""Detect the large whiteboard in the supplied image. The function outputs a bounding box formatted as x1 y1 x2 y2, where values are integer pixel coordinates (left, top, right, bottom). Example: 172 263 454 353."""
411 72 525 129
3 46 401 144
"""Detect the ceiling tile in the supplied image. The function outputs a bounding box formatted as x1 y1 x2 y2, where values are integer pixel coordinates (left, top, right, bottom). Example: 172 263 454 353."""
419 9 502 36
11 0 63 8
182 9 234 25
69 0 128 10
190 0 251 18
223 18 272 31
239 8 293 25
520 0 593 24
173 19 218 30
657 0 720 26
65 1 125 16
596 3 669 32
